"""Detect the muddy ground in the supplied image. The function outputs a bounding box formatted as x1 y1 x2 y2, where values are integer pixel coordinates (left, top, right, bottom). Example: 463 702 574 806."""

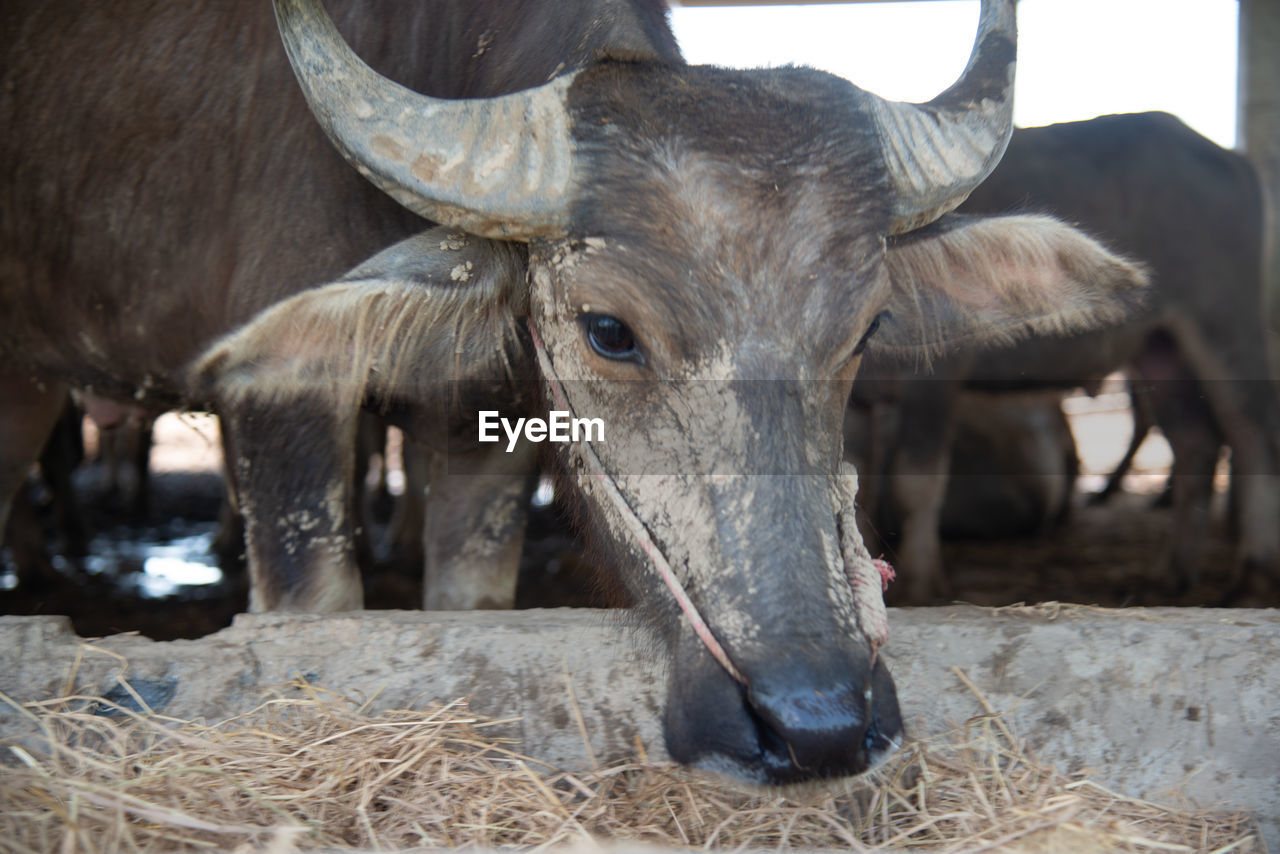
1 397 1272 642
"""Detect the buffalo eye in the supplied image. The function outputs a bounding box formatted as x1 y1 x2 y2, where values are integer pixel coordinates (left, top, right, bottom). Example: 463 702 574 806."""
582 313 642 363
852 313 884 357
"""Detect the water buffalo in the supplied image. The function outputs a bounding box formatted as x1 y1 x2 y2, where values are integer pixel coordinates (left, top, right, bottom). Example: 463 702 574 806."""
1 0 1147 783
858 112 1279 603
847 389 1077 545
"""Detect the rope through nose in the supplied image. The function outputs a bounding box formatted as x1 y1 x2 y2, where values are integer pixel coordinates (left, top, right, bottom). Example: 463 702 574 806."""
526 319 897 683
527 319 747 685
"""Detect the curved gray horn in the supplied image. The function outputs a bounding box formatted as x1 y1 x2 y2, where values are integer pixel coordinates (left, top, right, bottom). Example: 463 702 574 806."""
272 0 575 240
871 0 1016 234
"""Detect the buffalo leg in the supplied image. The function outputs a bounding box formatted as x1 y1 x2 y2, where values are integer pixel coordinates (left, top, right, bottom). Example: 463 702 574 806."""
1148 378 1220 592
101 418 154 523
887 364 970 603
842 386 900 560
0 369 68 587
1166 317 1280 597
212 480 246 572
422 441 536 610
1126 336 1219 593
38 400 89 558
1221 390 1280 597
389 433 427 573
1089 378 1159 506
219 397 362 612
351 411 387 569
126 418 154 522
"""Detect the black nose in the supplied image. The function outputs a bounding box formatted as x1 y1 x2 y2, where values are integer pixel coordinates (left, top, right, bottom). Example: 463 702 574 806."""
664 642 903 785
745 659 902 783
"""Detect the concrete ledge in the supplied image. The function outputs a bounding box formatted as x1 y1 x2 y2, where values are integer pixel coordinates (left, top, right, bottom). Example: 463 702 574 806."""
1 606 1277 847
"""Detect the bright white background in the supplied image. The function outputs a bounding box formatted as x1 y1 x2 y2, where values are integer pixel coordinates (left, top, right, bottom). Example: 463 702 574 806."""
669 0 1239 147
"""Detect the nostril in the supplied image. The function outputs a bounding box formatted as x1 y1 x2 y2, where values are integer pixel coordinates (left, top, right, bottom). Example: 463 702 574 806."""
745 681 872 780
741 693 793 764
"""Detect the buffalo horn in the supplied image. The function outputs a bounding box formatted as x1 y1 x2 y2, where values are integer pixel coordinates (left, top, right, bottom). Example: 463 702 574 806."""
871 0 1016 234
272 0 575 240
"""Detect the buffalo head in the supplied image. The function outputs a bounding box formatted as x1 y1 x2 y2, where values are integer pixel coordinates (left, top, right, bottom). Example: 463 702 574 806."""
208 0 1146 784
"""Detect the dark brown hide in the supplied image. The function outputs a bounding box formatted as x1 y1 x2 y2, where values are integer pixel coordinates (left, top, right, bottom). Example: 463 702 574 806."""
857 113 1280 602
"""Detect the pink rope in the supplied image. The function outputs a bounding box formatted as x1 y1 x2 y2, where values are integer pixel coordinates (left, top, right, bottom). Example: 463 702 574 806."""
873 558 896 592
527 320 746 685
526 319 893 684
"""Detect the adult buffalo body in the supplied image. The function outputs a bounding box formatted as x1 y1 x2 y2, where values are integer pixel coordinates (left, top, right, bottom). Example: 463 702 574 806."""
0 0 1146 783
858 113 1279 603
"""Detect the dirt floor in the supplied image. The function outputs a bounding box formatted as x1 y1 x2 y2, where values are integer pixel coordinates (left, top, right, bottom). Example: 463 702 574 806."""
1 391 1274 642
926 490 1242 608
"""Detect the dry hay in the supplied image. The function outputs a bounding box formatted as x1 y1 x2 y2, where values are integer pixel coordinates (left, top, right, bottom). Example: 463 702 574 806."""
0 671 1260 854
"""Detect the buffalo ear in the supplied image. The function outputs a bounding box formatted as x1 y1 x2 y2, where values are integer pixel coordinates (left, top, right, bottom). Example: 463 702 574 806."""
193 228 531 418
870 213 1149 359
